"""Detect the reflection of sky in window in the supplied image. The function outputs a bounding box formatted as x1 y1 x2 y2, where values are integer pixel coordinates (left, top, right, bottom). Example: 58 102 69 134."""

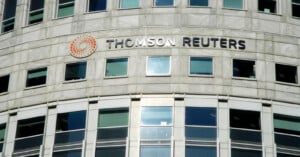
141 107 172 125
121 0 139 8
57 111 86 131
141 146 171 157
155 0 173 6
190 0 208 6
186 107 216 126
147 57 170 75
190 57 212 75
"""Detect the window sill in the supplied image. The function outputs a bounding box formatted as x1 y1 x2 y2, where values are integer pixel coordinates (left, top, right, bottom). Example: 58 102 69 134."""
257 11 281 16
232 77 257 81
152 6 176 8
187 6 211 8
25 84 46 90
146 74 171 77
222 7 247 11
23 22 43 28
63 79 87 84
291 16 300 20
85 10 107 14
118 7 141 10
275 81 299 87
0 92 8 96
104 76 128 79
53 15 74 20
189 74 214 78
1 30 14 35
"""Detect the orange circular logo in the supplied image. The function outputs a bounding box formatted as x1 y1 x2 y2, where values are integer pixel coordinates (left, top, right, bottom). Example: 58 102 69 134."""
70 35 97 58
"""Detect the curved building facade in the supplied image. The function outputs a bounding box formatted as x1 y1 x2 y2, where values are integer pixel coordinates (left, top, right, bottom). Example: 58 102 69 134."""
0 0 299 157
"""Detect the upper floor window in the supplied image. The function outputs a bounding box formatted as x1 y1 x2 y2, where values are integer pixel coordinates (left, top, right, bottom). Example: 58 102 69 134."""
120 0 139 9
224 0 243 9
154 0 174 7
26 67 47 88
0 124 6 152
57 0 74 18
258 0 276 13
0 75 9 94
146 56 171 76
1 0 17 33
233 59 255 79
275 64 298 84
65 62 87 81
14 117 45 152
88 0 106 12
28 0 44 25
105 58 128 78
190 57 213 76
292 0 300 18
189 0 209 7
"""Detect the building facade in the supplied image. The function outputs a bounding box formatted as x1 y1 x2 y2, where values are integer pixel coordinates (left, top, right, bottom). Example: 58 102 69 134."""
0 0 299 157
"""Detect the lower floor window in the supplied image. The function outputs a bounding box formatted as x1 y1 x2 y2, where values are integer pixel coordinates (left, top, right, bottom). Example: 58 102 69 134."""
95 146 126 157
231 148 262 157
186 146 216 157
140 145 171 157
53 150 81 157
277 153 300 157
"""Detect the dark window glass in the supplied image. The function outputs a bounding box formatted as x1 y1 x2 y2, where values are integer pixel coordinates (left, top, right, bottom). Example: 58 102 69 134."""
154 0 173 7
97 127 128 140
95 147 126 157
0 75 9 93
56 111 86 131
186 107 216 126
292 0 300 17
277 153 300 157
89 0 107 12
2 0 17 32
190 57 213 75
59 0 74 3
276 64 298 84
233 59 255 78
185 127 217 139
30 0 44 11
26 67 47 87
0 124 6 152
53 150 82 157
232 149 262 157
258 0 276 13
185 146 216 157
65 62 87 81
190 0 208 6
29 0 44 24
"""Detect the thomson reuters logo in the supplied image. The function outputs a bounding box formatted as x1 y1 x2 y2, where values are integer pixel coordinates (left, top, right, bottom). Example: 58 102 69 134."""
70 35 97 58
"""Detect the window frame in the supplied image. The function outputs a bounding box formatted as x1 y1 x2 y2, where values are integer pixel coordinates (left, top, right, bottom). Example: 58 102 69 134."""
188 0 209 7
223 0 244 10
56 0 75 18
87 0 107 13
26 67 48 88
146 56 171 76
104 57 129 78
232 59 256 80
119 0 140 9
275 63 298 85
189 56 214 77
257 0 278 14
153 0 175 7
292 0 300 18
0 74 10 94
28 0 45 25
64 61 87 82
0 124 6 153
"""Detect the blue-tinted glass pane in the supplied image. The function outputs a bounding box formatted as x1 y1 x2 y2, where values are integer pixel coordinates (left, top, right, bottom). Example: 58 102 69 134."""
140 146 171 157
141 127 172 139
89 0 106 11
190 0 208 6
275 133 300 148
155 0 173 6
0 124 6 141
190 57 212 75
274 114 300 135
97 127 128 140
53 150 82 157
231 149 262 157
141 107 172 125
121 0 139 8
65 62 87 81
56 111 86 131
0 143 3 152
186 146 216 157
3 0 17 20
224 0 243 9
105 58 128 77
186 107 216 126
185 127 216 140
58 3 74 17
230 128 261 143
95 147 126 157
14 135 43 151
55 130 85 144
147 56 170 75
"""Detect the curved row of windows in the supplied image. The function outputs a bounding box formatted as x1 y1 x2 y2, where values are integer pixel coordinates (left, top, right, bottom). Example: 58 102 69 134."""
0 99 299 157
0 56 298 95
1 0 300 33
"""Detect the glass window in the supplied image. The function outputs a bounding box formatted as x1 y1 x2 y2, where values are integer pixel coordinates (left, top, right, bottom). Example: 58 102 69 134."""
140 146 171 157
190 57 213 76
277 153 300 157
95 147 126 157
57 0 74 18
154 0 174 7
186 146 216 157
147 56 170 76
292 0 300 18
258 0 276 13
230 109 261 143
2 0 17 33
189 0 208 6
224 0 243 9
275 64 298 84
55 111 86 144
120 0 139 8
105 58 128 77
14 117 45 151
29 0 44 24
233 59 255 78
26 67 47 87
0 75 9 93
65 62 87 81
231 148 262 157
53 150 82 157
89 0 106 12
0 124 6 152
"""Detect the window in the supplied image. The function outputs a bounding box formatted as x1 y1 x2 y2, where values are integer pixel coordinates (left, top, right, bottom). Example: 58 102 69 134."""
0 124 6 152
52 150 82 157
1 0 17 33
190 57 213 76
88 0 106 12
57 0 74 18
186 146 216 157
96 109 129 157
26 67 47 87
0 75 9 93
140 107 173 157
14 117 45 152
28 0 44 24
275 64 298 84
189 0 209 6
154 0 174 7
65 62 87 81
105 58 128 77
224 0 243 9
231 148 262 157
292 0 300 18
146 56 170 76
258 0 276 13
233 59 255 79
120 0 139 8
